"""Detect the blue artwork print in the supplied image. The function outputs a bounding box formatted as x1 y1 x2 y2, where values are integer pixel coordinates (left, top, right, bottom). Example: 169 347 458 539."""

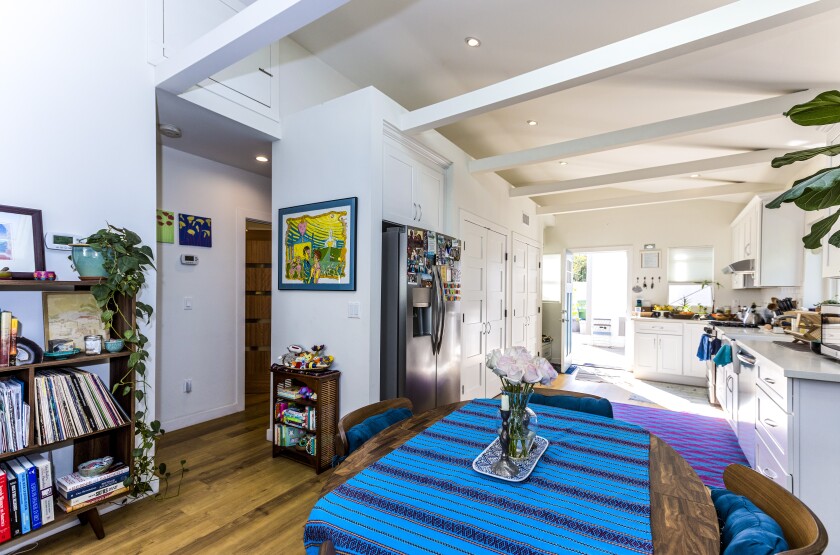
0 223 11 260
178 213 212 247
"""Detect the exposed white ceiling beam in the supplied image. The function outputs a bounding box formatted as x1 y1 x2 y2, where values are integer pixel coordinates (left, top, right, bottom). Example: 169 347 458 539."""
511 149 788 198
156 0 351 94
400 0 840 134
536 182 784 215
470 90 817 174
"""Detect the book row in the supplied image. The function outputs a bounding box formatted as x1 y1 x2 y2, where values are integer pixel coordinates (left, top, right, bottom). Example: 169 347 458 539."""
0 312 18 368
0 378 29 454
55 462 129 514
276 403 316 431
34 368 128 446
0 453 53 542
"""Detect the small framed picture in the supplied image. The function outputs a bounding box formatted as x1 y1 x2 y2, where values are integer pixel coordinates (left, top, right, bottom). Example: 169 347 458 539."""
0 204 46 278
43 292 108 350
640 250 661 269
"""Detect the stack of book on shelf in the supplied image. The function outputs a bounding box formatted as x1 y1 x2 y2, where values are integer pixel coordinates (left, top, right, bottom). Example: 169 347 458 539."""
55 462 129 514
0 313 18 368
274 423 307 447
34 368 128 445
282 406 316 430
0 378 29 454
0 453 54 542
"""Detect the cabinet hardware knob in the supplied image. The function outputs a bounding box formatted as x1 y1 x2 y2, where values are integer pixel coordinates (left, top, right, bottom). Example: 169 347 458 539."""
258 67 273 77
764 377 776 385
413 203 418 220
761 467 778 479
763 418 778 428
419 204 422 221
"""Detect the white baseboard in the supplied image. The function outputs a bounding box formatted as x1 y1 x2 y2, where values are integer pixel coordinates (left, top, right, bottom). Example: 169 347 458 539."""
161 401 242 432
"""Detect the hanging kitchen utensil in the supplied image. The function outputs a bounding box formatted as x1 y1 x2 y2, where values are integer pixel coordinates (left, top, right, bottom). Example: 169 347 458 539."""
650 276 655 289
643 277 647 289
632 278 642 293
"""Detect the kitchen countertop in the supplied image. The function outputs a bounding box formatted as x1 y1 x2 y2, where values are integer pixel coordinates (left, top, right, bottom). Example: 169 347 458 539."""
719 329 840 383
630 317 709 325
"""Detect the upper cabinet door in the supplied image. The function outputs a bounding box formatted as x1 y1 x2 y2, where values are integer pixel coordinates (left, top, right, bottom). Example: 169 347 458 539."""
383 144 416 226
154 0 278 120
382 131 448 232
414 164 442 231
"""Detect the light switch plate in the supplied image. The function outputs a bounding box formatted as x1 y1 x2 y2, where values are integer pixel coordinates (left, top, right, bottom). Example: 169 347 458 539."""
347 302 360 319
184 297 193 310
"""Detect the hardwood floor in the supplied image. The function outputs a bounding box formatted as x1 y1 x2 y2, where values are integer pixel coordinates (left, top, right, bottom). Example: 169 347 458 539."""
28 395 326 555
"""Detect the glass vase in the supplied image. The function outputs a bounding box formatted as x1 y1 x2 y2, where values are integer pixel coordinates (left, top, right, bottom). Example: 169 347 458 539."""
505 390 534 460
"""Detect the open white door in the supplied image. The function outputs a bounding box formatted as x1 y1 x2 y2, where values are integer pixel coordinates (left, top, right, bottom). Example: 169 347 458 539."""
562 249 575 371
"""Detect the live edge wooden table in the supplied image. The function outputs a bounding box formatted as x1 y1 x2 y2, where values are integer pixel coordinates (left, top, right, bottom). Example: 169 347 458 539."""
321 402 720 555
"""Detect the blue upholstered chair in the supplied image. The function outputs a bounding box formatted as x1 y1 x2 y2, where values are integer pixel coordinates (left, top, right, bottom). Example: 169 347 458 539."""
529 389 614 418
716 464 828 555
335 398 413 459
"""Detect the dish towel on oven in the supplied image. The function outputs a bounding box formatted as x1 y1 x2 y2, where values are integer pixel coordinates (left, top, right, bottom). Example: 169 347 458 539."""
697 334 722 361
713 343 733 366
305 399 654 555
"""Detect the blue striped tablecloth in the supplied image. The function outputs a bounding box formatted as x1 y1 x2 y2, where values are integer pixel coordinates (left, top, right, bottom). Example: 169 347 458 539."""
305 399 653 555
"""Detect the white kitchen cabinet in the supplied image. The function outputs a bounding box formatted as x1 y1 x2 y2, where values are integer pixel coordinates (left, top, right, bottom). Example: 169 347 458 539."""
382 135 447 231
149 0 279 121
632 321 706 386
729 195 803 288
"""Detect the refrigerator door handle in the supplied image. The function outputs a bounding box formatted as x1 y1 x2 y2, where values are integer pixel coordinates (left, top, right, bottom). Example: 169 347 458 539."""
437 271 446 352
430 267 441 354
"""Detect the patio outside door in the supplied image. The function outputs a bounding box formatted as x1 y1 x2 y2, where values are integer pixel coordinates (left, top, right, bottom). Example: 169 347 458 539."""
562 249 574 371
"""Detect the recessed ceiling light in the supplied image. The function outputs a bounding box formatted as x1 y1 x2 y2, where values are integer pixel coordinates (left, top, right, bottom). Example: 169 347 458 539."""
527 120 538 126
256 156 269 162
558 161 568 166
690 174 701 178
465 37 481 47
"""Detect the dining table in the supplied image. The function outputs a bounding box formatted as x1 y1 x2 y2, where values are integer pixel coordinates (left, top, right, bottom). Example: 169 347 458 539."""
310 400 720 554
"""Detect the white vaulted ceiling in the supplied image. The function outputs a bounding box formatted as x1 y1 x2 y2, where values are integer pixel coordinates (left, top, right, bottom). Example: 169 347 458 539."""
287 0 840 210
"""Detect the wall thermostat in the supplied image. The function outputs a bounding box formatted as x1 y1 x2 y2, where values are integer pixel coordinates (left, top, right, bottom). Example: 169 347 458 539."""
180 254 199 265
45 232 82 251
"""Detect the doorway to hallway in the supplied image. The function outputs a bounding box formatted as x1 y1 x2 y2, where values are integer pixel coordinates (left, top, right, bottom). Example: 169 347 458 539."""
568 248 629 370
245 219 272 395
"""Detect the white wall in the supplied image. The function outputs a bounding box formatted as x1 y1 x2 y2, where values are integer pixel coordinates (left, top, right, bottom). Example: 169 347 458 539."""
158 147 271 430
543 200 749 309
0 1 157 545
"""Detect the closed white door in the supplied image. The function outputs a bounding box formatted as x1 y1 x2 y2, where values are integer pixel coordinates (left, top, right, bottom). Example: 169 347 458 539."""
460 221 486 400
634 333 658 373
658 334 684 375
511 240 528 348
484 229 506 397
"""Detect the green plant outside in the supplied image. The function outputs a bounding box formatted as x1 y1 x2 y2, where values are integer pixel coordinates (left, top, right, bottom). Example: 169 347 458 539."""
83 224 187 499
765 91 840 249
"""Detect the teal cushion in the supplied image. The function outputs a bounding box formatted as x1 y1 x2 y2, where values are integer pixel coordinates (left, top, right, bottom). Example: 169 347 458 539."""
530 393 613 418
710 487 789 555
346 407 412 455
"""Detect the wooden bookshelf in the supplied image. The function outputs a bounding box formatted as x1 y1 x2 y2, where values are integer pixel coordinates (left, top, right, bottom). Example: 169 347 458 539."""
0 280 135 545
270 365 339 474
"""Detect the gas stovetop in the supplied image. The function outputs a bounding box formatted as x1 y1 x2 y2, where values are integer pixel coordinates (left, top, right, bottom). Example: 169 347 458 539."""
707 321 760 329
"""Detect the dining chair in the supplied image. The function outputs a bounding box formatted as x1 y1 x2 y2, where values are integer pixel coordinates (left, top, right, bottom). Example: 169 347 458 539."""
530 388 614 418
723 464 828 555
335 397 413 457
318 539 336 555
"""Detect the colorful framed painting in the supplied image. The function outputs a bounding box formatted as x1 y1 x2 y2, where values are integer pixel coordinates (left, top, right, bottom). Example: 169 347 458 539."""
179 213 212 247
278 197 357 291
156 209 175 243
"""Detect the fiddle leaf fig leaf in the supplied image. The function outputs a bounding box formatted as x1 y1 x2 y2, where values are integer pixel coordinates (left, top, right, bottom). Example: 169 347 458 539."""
765 167 840 210
784 90 840 127
802 211 840 250
771 144 840 168
829 229 840 249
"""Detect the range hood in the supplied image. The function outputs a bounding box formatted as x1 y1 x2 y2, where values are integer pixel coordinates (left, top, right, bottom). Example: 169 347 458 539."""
721 259 755 275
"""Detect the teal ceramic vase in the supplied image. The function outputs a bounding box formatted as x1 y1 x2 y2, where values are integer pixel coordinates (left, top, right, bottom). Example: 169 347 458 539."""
70 245 109 280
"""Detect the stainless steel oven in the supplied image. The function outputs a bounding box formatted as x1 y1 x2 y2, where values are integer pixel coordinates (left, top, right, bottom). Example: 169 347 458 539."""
820 305 840 360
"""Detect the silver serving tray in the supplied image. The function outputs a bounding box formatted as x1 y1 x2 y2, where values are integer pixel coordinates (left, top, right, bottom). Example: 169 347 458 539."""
472 436 549 482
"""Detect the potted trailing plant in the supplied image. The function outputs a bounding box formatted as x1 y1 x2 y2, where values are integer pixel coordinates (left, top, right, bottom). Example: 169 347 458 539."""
765 91 840 248
83 224 187 498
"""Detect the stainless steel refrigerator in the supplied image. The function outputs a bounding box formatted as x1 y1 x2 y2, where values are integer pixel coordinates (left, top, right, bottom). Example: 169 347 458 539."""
381 224 461 413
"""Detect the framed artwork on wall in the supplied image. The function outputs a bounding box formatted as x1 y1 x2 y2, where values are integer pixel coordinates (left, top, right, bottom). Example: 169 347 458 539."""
179 213 212 247
278 197 357 291
0 204 45 278
640 250 661 269
43 291 109 350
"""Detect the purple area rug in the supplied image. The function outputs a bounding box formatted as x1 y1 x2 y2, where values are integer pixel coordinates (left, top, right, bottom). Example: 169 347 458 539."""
612 403 748 488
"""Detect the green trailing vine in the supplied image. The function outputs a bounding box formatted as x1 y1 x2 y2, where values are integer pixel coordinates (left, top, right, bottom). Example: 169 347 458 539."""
82 224 187 498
